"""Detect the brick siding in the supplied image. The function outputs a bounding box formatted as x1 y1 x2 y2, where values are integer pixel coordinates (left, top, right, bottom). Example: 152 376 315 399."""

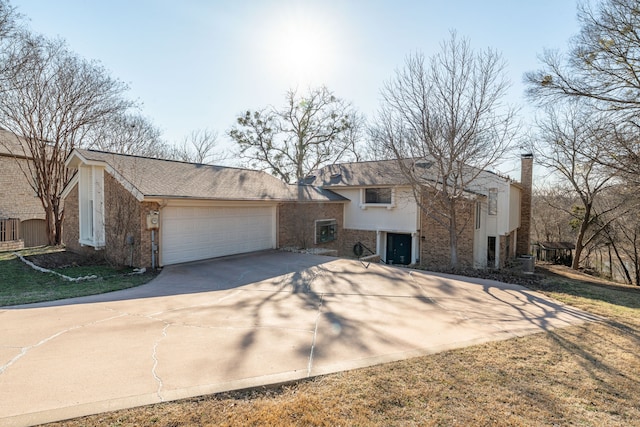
516 155 533 255
0 155 45 221
339 228 377 259
278 202 344 251
419 197 474 269
63 172 159 268
278 202 379 259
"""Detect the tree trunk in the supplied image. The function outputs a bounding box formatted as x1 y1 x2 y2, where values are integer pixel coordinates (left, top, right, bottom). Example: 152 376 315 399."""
449 200 458 269
54 210 64 246
44 206 56 246
634 232 640 286
572 203 591 270
611 241 632 285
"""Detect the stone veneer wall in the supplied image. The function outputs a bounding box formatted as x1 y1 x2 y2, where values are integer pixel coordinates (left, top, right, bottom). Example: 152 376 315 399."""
419 199 475 269
0 240 24 251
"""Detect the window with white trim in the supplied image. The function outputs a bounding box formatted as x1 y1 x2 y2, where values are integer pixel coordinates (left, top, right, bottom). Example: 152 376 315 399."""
364 187 392 205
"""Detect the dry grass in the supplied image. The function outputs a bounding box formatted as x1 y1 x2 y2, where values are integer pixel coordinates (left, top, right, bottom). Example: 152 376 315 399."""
45 265 640 427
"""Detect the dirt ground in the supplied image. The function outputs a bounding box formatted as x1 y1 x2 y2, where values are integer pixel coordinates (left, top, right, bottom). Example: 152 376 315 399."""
23 250 106 269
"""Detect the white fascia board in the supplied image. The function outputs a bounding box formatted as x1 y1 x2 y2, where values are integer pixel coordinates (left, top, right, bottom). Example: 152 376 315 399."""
60 172 79 199
65 150 109 169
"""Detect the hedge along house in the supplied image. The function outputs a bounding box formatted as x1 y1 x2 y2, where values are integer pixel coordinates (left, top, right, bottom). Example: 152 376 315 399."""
62 149 345 268
293 154 533 269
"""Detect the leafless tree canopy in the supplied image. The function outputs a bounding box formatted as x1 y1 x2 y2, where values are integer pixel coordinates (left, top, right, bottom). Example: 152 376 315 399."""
0 32 132 244
526 0 640 112
373 32 518 267
228 86 362 183
0 0 18 40
525 0 640 183
534 102 625 269
85 112 168 158
171 129 226 164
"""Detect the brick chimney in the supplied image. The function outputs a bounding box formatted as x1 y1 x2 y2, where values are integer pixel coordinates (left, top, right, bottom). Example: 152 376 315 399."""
516 154 533 256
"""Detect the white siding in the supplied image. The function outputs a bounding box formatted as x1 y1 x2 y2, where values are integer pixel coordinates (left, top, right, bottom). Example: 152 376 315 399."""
78 165 105 248
335 187 418 232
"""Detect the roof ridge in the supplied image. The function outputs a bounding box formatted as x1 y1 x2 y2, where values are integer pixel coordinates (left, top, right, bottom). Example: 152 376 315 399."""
76 148 261 173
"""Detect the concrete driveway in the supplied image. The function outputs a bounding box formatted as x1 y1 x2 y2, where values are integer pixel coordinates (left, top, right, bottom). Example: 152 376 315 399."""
0 251 598 426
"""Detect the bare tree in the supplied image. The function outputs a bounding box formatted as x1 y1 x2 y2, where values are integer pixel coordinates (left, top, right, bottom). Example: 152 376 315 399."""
534 102 623 269
86 112 168 158
0 0 26 92
531 187 577 244
0 33 132 245
373 32 518 268
0 0 18 40
525 0 640 181
229 86 361 183
171 128 225 164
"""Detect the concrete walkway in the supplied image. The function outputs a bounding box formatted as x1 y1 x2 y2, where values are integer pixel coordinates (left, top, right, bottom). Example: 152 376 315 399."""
0 251 599 426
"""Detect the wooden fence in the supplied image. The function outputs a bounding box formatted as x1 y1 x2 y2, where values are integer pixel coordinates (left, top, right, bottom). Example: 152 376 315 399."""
0 218 20 242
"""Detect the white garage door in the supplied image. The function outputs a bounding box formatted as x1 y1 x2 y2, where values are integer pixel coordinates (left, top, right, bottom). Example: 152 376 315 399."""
161 205 275 265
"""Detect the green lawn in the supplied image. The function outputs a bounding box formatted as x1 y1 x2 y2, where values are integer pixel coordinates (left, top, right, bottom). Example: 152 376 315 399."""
0 248 158 306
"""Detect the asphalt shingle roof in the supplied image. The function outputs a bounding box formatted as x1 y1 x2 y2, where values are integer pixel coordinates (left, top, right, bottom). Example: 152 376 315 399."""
0 129 30 158
310 159 411 187
71 149 346 202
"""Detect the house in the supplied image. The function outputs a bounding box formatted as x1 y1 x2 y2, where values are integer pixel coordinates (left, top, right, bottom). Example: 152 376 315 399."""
61 148 532 269
61 149 345 267
0 129 48 250
283 154 533 269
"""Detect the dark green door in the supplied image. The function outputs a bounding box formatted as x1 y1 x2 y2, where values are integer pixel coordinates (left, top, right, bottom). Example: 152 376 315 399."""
386 233 411 265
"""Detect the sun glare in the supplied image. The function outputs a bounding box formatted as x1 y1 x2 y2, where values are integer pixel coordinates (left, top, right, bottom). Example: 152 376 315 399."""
266 10 336 87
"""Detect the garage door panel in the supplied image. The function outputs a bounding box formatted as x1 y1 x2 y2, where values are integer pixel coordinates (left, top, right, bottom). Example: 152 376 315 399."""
161 205 275 265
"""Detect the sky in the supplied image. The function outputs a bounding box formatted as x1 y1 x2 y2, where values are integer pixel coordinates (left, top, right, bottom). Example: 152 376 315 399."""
10 0 582 175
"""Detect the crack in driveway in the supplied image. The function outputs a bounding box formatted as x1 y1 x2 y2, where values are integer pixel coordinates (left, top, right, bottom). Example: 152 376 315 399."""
152 323 170 402
0 313 127 376
307 293 325 377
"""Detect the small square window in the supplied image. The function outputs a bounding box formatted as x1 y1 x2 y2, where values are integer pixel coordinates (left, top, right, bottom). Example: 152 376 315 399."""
365 188 392 204
316 219 337 244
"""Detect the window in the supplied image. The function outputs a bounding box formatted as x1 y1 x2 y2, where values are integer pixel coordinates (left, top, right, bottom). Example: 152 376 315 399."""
78 165 105 247
487 236 496 267
315 219 337 244
364 188 392 204
475 202 481 229
488 188 498 215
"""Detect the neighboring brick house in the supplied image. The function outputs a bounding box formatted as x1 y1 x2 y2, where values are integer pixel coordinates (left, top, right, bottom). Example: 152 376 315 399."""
61 148 532 269
0 129 48 250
